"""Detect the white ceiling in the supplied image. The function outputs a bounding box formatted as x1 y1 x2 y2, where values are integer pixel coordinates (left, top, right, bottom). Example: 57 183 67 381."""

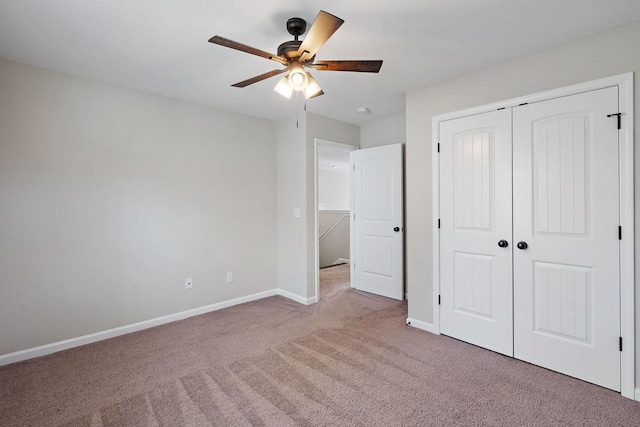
1 1 640 127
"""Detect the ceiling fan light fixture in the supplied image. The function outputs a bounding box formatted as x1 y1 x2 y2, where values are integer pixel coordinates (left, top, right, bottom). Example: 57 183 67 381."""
209 11 382 100
288 63 308 91
304 73 322 99
274 77 293 99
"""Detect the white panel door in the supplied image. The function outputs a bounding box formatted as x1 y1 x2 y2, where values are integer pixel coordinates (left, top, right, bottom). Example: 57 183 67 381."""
513 87 620 390
439 109 513 356
352 143 403 300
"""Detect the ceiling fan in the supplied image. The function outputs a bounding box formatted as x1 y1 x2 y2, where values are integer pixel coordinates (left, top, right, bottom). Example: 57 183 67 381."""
208 10 383 99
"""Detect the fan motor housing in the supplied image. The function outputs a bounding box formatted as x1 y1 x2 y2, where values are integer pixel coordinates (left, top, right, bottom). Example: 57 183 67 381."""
279 17 310 60
277 40 302 59
286 17 306 38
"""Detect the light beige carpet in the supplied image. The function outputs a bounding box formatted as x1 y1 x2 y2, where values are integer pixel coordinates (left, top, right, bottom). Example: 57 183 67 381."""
319 262 350 299
1 264 639 426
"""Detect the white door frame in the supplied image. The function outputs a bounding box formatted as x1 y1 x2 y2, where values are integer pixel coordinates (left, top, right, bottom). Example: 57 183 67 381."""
431 73 634 399
314 138 358 301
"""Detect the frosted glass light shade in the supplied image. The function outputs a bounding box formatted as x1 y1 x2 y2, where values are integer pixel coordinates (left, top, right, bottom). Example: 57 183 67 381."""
304 73 322 99
274 77 293 99
287 64 308 91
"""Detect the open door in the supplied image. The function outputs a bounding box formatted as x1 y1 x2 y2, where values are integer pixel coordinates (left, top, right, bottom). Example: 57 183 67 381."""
351 143 404 300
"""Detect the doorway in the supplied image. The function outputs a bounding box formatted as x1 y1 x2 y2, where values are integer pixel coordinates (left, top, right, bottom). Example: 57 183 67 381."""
314 139 358 301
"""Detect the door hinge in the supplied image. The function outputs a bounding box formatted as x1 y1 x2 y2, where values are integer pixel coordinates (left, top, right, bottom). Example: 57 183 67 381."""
607 113 622 130
619 336 623 352
438 294 441 305
619 226 622 240
438 219 440 229
437 143 440 153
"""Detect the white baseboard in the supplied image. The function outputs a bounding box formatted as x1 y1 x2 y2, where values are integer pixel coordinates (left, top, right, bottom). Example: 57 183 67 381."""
635 388 640 402
405 318 439 334
333 258 350 265
277 288 317 305
0 288 293 367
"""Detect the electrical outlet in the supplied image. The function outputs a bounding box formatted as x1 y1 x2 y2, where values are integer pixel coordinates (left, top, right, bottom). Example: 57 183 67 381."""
226 272 233 283
185 278 192 290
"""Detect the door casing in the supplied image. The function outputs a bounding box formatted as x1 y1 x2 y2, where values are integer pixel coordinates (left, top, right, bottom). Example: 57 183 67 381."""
314 138 359 302
429 73 635 399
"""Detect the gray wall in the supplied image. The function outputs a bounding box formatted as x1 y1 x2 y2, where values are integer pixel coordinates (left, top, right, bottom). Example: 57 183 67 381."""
276 114 308 300
276 112 359 302
360 113 406 149
405 20 640 386
0 59 278 355
318 169 350 211
319 211 350 268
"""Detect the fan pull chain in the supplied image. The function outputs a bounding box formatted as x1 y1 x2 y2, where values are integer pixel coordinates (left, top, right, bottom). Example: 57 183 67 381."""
293 92 308 128
291 91 310 128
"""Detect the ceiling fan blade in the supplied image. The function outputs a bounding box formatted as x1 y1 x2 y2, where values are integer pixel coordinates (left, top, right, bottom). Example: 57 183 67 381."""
209 36 288 65
297 11 344 62
231 68 288 88
310 60 383 73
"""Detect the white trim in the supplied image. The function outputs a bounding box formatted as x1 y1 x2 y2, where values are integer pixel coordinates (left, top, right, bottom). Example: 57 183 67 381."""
433 73 633 123
0 288 317 367
432 116 441 334
316 139 359 152
350 151 355 288
431 72 634 399
0 289 282 367
277 288 317 305
314 138 320 303
635 388 640 402
333 258 350 265
406 318 439 334
618 73 635 399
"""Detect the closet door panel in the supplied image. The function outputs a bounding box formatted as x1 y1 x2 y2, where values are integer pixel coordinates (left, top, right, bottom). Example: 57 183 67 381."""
439 109 513 356
512 87 620 391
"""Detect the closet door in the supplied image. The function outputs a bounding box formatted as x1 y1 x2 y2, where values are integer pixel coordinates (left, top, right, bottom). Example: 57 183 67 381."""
512 87 620 390
439 109 513 356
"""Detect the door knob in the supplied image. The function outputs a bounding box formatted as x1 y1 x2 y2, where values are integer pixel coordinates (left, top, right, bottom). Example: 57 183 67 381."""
393 227 400 232
517 241 528 250
498 240 508 248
